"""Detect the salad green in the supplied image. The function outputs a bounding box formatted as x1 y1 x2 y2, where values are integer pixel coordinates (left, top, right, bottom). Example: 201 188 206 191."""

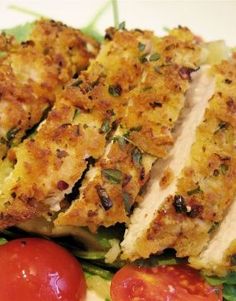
3 22 33 42
6 0 118 42
204 273 236 301
0 1 236 300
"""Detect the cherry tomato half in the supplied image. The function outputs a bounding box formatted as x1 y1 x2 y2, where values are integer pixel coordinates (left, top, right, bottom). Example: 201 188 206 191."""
110 264 222 301
0 238 86 301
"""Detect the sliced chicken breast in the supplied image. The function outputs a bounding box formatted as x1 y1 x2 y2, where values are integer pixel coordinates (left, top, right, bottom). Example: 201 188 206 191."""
121 59 236 261
0 19 98 159
56 27 213 231
190 196 236 276
0 28 159 228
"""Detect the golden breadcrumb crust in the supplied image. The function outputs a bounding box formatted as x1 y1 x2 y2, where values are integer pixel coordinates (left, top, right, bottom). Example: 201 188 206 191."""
0 89 106 228
0 19 98 159
130 59 236 260
0 28 154 228
56 27 203 231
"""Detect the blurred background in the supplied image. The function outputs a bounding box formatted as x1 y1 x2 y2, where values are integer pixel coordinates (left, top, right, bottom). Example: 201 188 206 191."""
0 0 235 46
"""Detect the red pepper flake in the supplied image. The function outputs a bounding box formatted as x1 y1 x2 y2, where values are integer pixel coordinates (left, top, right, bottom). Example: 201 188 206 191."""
57 180 69 191
178 67 196 80
187 204 204 218
139 167 145 182
122 174 132 187
56 149 68 159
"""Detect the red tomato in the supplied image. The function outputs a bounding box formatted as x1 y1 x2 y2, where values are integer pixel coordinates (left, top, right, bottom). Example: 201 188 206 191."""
0 238 86 301
110 264 222 301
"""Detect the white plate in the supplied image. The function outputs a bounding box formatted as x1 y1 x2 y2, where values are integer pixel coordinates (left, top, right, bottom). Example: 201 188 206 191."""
0 1 235 300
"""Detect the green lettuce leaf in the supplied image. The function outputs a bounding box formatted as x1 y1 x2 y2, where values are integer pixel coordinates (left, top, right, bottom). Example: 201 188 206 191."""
2 22 34 42
134 251 187 267
223 284 236 301
0 237 7 245
81 260 113 280
204 272 236 301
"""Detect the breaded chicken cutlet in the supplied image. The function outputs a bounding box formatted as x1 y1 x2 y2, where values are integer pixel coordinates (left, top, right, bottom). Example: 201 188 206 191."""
0 22 233 277
121 59 236 276
56 27 207 231
0 19 98 160
0 27 157 228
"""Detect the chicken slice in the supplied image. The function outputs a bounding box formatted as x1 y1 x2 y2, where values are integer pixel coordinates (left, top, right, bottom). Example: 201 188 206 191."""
0 28 158 228
121 59 236 261
0 19 98 159
56 27 211 231
190 197 236 276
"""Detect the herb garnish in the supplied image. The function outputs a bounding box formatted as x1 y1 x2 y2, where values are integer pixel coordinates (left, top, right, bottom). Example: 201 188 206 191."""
138 42 145 51
108 84 122 96
139 53 148 63
102 168 122 184
112 135 126 148
123 126 142 139
73 108 81 120
208 222 219 233
187 185 202 196
6 127 20 143
220 163 229 175
118 21 126 30
132 147 142 168
100 119 111 134
214 121 229 134
122 191 133 214
149 52 160 61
